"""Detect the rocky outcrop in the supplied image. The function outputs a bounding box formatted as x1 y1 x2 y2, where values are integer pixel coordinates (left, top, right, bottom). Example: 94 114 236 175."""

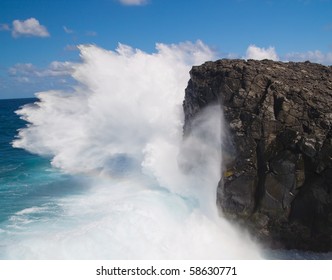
183 59 332 251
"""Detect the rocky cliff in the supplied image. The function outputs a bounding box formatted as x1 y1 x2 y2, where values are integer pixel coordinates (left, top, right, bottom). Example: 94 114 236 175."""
183 59 332 251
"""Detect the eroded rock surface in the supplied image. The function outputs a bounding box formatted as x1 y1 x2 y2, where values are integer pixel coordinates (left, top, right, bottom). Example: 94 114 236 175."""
183 59 332 251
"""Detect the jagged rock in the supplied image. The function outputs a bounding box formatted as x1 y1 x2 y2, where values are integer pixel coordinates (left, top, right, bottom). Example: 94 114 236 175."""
183 59 332 252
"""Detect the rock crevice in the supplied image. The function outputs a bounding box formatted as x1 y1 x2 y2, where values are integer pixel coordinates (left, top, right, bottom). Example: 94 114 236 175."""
183 59 332 251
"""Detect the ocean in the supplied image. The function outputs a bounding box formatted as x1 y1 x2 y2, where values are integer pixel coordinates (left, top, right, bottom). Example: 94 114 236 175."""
0 98 91 258
0 42 330 260
0 96 261 259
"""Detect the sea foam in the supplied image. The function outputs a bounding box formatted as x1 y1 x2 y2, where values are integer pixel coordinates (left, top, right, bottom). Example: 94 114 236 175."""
9 41 262 259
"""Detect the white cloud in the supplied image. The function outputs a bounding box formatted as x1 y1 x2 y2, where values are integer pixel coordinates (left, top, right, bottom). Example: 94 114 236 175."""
16 76 31 83
0 23 10 31
9 61 76 80
12 18 50 38
4 61 77 98
64 44 79 51
284 50 332 65
44 61 76 77
6 61 77 96
245 44 279 61
86 31 97 36
226 52 239 59
8 63 35 77
244 44 332 65
118 0 148 6
63 26 74 34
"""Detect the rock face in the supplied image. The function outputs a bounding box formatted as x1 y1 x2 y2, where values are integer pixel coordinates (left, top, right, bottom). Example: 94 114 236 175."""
183 59 332 251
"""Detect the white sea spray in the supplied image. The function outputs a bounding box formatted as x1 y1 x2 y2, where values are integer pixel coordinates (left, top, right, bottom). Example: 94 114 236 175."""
8 41 262 259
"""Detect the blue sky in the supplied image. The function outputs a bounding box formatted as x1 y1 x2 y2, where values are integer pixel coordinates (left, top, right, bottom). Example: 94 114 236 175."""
1 0 332 99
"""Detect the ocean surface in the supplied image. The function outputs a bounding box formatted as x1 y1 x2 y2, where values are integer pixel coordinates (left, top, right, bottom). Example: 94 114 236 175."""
0 43 331 260
0 97 258 259
1 98 331 260
0 98 90 258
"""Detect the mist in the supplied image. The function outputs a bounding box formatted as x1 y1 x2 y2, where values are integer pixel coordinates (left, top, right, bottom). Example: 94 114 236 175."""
7 41 263 259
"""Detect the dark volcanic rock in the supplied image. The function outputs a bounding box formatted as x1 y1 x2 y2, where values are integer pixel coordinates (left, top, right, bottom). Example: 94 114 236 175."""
183 59 332 252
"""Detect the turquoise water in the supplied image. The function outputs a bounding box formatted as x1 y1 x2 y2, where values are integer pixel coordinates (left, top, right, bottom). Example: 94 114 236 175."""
1 98 331 260
2 43 331 260
0 99 88 258
1 98 332 260
1 44 269 259
0 98 52 221
0 98 85 219
0 97 262 259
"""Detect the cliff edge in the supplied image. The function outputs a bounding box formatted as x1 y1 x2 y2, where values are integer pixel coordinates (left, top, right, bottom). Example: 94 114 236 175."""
183 59 332 251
